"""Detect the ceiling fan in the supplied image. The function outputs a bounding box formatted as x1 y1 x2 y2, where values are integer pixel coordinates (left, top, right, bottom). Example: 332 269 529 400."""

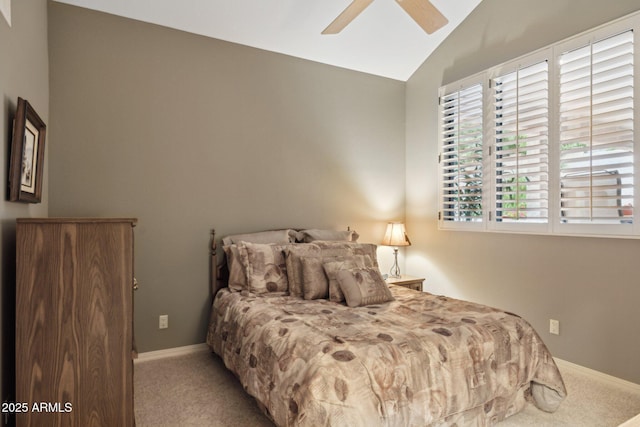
322 0 448 35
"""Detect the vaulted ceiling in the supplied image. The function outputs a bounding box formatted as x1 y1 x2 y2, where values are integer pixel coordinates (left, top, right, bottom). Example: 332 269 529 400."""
52 0 482 81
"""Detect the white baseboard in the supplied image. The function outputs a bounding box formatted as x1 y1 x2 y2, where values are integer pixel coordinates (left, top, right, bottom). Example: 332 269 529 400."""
135 343 209 363
554 357 640 395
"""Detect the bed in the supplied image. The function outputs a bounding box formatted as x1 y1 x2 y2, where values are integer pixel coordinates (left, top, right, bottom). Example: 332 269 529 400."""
206 228 566 426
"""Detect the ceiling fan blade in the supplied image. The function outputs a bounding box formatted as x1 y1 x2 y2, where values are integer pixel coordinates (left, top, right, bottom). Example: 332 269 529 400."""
322 0 374 35
395 0 448 34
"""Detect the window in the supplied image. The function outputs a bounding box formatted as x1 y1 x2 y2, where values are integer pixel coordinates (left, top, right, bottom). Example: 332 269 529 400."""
438 12 638 238
558 30 634 226
493 61 549 224
440 82 484 225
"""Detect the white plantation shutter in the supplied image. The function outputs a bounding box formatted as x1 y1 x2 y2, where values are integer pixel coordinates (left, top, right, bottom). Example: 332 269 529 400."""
493 61 549 223
440 83 484 223
438 13 639 237
559 30 634 225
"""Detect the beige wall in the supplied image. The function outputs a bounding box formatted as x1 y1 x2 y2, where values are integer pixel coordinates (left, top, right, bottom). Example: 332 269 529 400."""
47 3 406 352
0 0 49 405
406 0 640 384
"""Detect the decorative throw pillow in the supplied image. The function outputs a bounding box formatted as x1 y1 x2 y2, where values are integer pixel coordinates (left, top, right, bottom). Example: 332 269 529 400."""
301 257 330 300
284 244 322 298
239 242 289 294
284 242 380 298
336 267 394 307
323 255 372 303
223 244 247 292
297 229 359 243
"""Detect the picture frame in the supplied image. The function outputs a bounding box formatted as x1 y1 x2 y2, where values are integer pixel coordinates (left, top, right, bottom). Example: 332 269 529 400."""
9 98 46 203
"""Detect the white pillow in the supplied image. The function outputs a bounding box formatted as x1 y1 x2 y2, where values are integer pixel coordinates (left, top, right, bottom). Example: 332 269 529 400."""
221 229 296 246
297 229 359 243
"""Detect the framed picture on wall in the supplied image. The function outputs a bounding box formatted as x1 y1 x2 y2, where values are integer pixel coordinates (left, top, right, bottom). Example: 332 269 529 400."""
9 98 46 203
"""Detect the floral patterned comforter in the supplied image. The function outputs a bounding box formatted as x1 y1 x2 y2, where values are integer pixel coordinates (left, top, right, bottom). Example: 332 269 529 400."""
207 285 566 426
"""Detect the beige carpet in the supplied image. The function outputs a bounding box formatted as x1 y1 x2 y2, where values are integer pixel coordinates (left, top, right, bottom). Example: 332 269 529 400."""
134 349 640 426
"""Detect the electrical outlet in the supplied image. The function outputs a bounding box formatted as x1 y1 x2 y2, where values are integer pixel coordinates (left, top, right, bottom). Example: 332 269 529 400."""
549 319 560 335
159 315 169 329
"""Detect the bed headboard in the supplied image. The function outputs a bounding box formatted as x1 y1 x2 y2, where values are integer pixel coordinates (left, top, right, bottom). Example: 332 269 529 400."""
210 229 227 295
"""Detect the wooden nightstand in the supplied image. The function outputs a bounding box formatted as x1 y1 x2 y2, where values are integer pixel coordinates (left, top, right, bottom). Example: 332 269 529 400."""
386 275 425 292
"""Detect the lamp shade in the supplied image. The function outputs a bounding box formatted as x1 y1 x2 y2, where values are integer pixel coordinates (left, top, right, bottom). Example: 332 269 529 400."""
381 222 411 247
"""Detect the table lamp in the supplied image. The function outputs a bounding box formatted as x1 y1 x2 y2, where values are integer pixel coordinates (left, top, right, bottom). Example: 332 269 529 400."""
381 222 411 278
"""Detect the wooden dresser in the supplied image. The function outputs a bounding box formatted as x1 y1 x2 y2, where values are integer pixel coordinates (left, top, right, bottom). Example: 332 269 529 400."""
15 218 137 427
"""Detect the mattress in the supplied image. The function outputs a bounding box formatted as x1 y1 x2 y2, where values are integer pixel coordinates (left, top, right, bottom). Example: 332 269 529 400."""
207 285 566 426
